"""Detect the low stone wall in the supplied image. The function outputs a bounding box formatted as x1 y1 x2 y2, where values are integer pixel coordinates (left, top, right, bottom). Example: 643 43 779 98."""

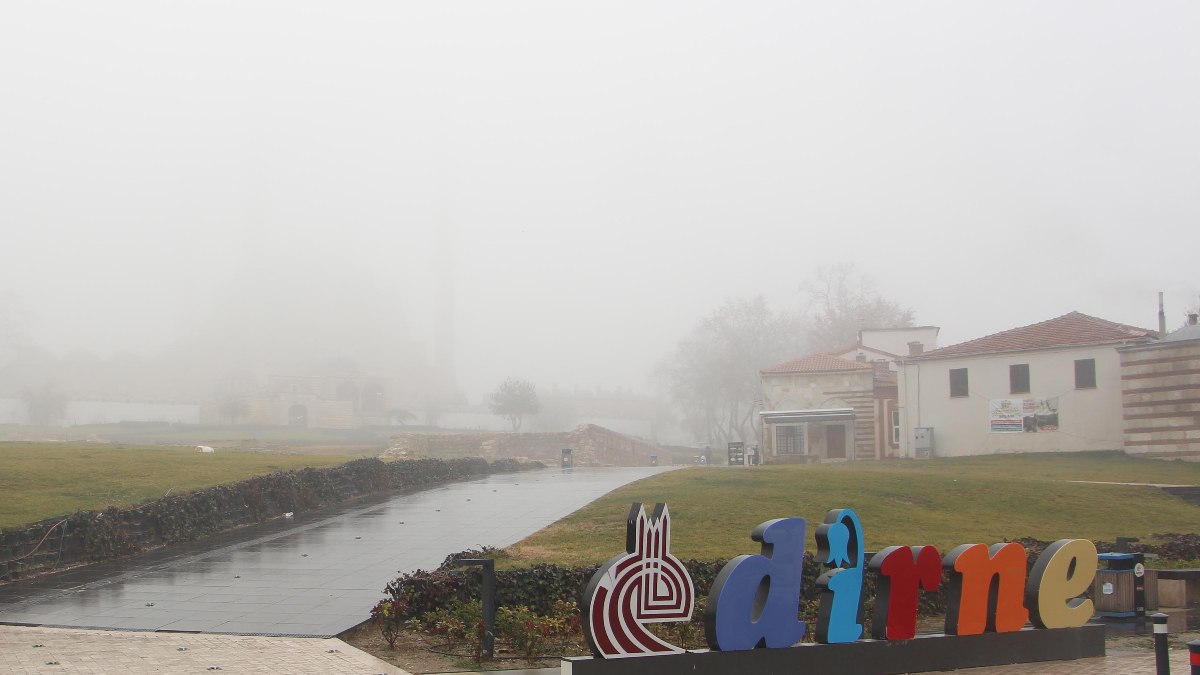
0 457 538 582
383 424 664 466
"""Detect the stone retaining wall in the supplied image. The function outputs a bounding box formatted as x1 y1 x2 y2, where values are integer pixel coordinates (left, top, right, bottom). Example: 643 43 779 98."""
0 457 538 582
383 424 663 466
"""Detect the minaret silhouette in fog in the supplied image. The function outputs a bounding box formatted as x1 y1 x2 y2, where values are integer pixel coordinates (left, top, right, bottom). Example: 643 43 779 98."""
432 212 461 406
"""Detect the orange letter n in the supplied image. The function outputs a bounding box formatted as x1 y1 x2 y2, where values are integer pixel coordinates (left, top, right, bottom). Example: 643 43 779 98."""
943 543 1029 635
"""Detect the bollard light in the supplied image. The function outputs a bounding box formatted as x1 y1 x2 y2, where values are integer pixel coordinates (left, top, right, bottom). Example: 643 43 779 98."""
1153 613 1171 675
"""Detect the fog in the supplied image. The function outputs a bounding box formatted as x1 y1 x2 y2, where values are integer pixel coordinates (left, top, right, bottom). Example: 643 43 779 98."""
1 2 1197 418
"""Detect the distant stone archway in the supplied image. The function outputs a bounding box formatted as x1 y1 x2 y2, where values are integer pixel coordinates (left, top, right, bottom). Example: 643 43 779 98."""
288 404 308 427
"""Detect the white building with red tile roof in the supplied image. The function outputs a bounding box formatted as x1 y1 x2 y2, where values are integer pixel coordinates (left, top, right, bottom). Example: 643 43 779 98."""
897 312 1157 458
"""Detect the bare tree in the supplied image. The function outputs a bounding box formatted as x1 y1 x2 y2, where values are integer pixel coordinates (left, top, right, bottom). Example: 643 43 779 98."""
656 296 805 447
1181 295 1200 330
804 264 914 350
488 377 541 431
21 383 67 427
0 291 31 368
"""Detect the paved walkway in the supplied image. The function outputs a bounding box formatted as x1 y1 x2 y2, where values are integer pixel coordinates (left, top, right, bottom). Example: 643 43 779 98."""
0 625 406 674
0 467 672 638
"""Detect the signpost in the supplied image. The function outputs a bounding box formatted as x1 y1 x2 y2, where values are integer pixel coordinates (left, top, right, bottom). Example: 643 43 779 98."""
460 559 496 658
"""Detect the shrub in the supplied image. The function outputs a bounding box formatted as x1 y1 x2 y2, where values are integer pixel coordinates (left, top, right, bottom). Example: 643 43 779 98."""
496 605 547 663
381 555 816 623
370 597 408 649
424 600 483 652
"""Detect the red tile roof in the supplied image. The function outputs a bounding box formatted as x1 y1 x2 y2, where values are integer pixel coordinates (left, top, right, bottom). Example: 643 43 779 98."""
912 312 1155 360
762 354 875 374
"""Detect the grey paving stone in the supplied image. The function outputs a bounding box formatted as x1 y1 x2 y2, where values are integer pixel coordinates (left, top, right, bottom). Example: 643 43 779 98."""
0 625 407 674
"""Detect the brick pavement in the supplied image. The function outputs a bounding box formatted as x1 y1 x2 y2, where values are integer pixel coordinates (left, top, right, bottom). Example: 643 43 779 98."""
954 649 1190 674
0 625 408 674
2 626 1195 675
468 651 1190 674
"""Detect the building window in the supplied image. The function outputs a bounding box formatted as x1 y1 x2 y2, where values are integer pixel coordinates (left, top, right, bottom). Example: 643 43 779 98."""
777 425 805 454
891 410 900 445
1075 358 1097 389
949 368 969 397
1009 364 1030 394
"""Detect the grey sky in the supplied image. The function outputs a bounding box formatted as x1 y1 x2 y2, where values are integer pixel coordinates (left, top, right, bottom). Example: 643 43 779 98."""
1 1 1197 399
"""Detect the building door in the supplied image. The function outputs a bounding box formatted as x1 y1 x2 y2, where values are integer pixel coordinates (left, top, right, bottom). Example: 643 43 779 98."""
827 425 846 459
288 404 308 427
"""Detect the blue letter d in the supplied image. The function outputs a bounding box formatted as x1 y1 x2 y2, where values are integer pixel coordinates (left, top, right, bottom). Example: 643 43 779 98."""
704 518 807 651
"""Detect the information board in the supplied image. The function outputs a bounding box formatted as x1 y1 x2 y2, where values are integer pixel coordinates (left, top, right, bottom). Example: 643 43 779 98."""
728 442 745 466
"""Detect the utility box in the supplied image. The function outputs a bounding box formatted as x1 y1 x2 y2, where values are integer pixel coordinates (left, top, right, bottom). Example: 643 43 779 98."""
561 448 574 469
913 427 934 458
1093 552 1146 618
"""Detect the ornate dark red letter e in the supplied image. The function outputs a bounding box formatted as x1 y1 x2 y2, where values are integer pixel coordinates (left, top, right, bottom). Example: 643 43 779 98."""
583 503 696 658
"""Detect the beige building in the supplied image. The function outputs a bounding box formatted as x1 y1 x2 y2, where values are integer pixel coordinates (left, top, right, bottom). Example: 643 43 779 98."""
1118 315 1200 459
897 312 1156 458
759 354 898 463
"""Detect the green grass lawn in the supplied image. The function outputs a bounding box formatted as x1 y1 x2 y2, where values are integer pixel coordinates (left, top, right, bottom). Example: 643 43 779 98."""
0 442 351 529
506 452 1200 566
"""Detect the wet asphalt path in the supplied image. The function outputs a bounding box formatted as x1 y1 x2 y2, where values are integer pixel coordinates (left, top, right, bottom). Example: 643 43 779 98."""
0 466 673 637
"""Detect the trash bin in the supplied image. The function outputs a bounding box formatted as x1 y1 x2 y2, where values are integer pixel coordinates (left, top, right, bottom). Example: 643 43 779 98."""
1093 552 1146 618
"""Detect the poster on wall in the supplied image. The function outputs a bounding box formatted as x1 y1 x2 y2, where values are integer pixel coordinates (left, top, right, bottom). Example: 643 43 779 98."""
990 397 1059 433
